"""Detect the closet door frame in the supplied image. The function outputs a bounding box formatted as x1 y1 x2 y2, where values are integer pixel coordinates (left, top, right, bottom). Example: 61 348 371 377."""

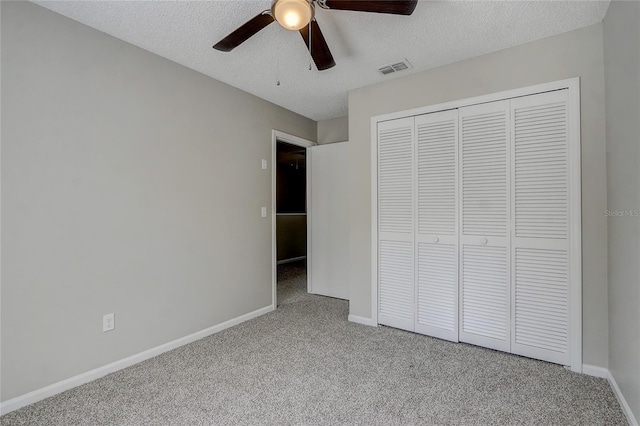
370 77 582 372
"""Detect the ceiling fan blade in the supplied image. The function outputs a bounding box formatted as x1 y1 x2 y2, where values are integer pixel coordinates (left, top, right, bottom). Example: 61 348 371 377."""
323 0 418 15
299 20 336 71
213 11 274 52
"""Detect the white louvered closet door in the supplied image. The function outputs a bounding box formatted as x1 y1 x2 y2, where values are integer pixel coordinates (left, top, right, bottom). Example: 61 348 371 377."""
414 110 459 342
377 117 415 332
510 90 572 365
458 100 511 352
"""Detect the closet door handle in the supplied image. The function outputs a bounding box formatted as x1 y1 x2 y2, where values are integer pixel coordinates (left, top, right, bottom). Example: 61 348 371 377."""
480 237 488 245
433 236 439 243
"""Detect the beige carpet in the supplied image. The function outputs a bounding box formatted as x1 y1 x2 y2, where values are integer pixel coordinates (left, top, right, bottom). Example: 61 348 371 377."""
1 260 627 425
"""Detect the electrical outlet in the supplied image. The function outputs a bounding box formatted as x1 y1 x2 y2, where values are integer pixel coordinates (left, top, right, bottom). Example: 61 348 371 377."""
103 313 115 332
261 159 268 170
261 207 267 218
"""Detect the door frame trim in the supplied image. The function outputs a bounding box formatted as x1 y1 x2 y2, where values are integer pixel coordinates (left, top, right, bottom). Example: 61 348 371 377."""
370 77 582 372
271 130 316 310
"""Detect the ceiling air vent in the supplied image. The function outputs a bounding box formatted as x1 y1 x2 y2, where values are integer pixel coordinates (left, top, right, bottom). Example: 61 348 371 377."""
377 59 413 76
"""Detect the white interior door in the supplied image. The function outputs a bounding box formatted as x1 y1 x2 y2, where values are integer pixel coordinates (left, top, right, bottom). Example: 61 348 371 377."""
308 142 349 300
377 117 415 332
414 110 459 342
458 100 511 352
510 90 572 365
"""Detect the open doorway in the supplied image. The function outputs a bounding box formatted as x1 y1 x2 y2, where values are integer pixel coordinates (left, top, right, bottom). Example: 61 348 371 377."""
271 131 315 309
276 141 307 305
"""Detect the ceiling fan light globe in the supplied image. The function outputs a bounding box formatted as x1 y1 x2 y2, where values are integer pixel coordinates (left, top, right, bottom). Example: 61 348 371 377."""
273 0 313 31
283 11 301 28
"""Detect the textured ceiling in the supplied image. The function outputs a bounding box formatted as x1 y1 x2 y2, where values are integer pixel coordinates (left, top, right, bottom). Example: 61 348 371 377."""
33 0 610 121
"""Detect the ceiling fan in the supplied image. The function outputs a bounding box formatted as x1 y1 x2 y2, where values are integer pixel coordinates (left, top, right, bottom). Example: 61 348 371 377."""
212 0 418 71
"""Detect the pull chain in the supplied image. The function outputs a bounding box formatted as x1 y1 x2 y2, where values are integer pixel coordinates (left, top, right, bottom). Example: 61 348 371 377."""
308 20 312 71
276 42 281 86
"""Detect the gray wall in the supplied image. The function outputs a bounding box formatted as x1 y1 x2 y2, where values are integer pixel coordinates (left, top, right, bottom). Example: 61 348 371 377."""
604 1 640 420
348 23 609 367
1 1 316 401
317 116 349 144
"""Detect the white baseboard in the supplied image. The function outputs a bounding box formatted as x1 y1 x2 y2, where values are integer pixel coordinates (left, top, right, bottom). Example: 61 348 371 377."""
582 364 609 378
583 364 638 426
348 314 377 327
607 370 639 426
277 256 307 265
0 305 274 416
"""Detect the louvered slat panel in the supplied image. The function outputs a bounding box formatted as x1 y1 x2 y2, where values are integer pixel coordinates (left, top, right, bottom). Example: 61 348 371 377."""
379 240 414 331
377 117 415 332
514 248 569 354
461 110 508 237
514 100 568 239
417 117 457 236
461 245 509 342
417 243 457 338
379 126 413 234
510 90 572 366
414 110 458 342
459 101 510 353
